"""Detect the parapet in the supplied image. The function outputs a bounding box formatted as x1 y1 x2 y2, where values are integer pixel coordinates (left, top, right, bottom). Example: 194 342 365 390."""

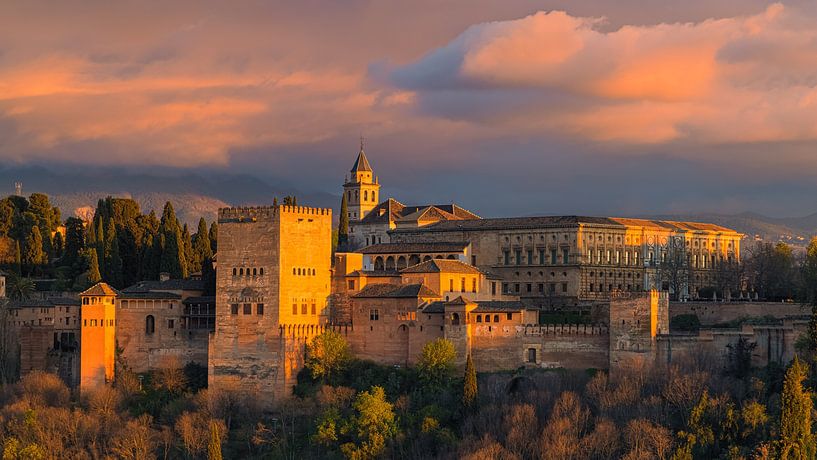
218 205 332 223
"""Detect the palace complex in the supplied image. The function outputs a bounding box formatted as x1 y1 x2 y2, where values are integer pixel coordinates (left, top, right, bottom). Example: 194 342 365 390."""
3 145 805 407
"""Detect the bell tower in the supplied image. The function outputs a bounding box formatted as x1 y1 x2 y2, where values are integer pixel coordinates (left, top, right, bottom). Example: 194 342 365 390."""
343 137 380 222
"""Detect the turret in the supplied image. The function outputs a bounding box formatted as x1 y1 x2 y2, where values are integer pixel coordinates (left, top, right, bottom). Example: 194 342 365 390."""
80 282 118 391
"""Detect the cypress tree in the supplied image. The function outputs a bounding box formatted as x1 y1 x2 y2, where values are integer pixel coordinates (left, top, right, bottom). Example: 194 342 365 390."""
182 223 194 274
86 248 101 284
23 225 45 276
338 193 349 251
779 356 814 459
159 202 187 279
272 197 278 207
207 421 223 460
14 241 22 275
95 217 105 273
52 231 64 259
62 217 85 269
463 353 477 408
209 222 218 253
192 218 213 273
107 230 124 288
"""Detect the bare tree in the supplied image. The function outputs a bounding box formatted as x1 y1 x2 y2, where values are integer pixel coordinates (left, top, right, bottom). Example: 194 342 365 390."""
0 298 19 384
658 237 690 301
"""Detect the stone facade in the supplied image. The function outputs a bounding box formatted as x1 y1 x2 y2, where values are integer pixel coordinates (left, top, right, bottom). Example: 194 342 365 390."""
79 283 117 391
209 205 332 404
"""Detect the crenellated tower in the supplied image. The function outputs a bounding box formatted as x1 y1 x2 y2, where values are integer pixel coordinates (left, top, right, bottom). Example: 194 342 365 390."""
343 138 380 222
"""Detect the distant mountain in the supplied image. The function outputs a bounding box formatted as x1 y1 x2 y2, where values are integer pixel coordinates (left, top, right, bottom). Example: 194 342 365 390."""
639 212 814 248
0 165 338 226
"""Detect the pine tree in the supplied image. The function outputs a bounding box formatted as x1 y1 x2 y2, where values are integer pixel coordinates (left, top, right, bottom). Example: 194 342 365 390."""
338 193 349 252
779 356 814 460
23 225 45 276
463 353 477 408
86 248 101 284
207 420 223 460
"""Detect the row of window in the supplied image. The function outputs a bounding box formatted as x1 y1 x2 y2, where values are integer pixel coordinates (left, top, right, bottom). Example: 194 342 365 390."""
292 303 317 315
447 277 478 293
292 267 317 276
230 303 265 315
504 248 570 266
588 284 640 292
346 189 377 204
82 296 114 305
588 271 642 279
503 282 568 294
364 236 383 246
475 313 513 323
84 319 115 327
232 267 264 277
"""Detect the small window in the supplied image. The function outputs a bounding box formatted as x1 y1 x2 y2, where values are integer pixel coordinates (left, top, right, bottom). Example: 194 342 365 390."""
292 304 298 315
494 315 499 322
348 280 356 290
243 304 251 314
528 348 537 363
507 312 513 320
232 268 237 276
146 315 155 334
260 268 264 275
253 268 257 276
472 278 477 293
168 319 175 329
311 303 316 315
562 282 568 292
476 315 482 323
230 304 239 315
485 315 491 323
301 304 307 314
257 303 264 315
370 309 379 321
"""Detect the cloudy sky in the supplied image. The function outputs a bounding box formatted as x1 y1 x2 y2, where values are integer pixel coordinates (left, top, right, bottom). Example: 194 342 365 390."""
2 1 817 217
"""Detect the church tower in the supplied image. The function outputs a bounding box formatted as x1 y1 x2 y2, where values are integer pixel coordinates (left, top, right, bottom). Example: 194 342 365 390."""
343 138 380 222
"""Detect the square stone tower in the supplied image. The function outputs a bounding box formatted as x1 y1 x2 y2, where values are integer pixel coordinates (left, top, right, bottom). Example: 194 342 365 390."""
209 204 332 404
609 290 669 373
80 282 118 391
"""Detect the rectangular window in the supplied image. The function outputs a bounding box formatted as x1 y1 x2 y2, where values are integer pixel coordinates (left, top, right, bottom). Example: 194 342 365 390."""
243 303 251 315
549 283 556 294
370 309 379 321
348 280 355 290
491 282 496 295
606 250 611 264
514 283 520 293
257 303 264 315
449 279 454 292
507 313 513 320
589 284 594 292
527 250 533 265
471 255 477 265
515 250 522 265
504 251 510 265
528 348 537 363
301 304 307 315
472 278 477 293
168 319 175 329
311 303 316 315
460 277 466 291
562 282 568 293
292 303 297 315
625 252 630 265
539 249 546 265
502 283 509 293
551 249 557 265
538 283 544 293
563 248 569 264
526 283 532 293
231 304 239 315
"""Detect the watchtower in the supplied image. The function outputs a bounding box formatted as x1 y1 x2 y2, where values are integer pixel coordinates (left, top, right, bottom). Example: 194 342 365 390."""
80 282 118 391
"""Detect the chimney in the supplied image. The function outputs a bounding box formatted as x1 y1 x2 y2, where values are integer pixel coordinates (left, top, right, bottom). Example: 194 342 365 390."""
159 272 171 282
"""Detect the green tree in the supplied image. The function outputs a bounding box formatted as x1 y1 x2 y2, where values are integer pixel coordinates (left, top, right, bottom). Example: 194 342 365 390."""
341 386 398 459
306 330 351 383
107 230 124 288
86 248 102 284
283 196 297 206
52 231 63 259
13 240 21 275
338 193 349 252
23 225 45 275
418 338 457 385
463 353 477 408
672 390 716 460
95 216 105 273
779 356 814 460
0 199 14 236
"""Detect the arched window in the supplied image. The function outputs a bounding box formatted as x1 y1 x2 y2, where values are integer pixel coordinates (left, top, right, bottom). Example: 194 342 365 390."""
422 256 432 262
232 268 237 276
385 256 395 270
494 315 500 323
476 315 482 323
374 257 384 271
253 268 257 276
451 313 460 325
485 315 491 323
364 190 368 201
397 256 407 270
145 315 155 335
293 268 296 275
260 268 264 275
409 255 420 266
239 268 244 276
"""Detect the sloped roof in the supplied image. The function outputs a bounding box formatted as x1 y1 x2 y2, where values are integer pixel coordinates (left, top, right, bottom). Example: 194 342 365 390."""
183 296 216 305
360 200 480 226
351 149 373 173
421 301 446 314
119 291 181 300
446 295 472 305
400 259 483 275
359 242 468 254
360 198 405 225
400 215 739 234
122 278 204 293
80 282 119 297
354 283 440 298
472 301 530 313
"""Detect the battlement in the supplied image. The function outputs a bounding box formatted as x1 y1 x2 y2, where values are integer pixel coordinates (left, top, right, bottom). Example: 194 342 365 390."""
218 205 332 223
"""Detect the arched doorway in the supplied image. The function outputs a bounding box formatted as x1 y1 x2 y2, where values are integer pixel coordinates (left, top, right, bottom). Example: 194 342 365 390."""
397 256 407 270
385 256 395 270
374 257 384 271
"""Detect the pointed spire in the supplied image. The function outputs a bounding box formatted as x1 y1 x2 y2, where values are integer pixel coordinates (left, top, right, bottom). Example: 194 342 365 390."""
350 138 373 173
